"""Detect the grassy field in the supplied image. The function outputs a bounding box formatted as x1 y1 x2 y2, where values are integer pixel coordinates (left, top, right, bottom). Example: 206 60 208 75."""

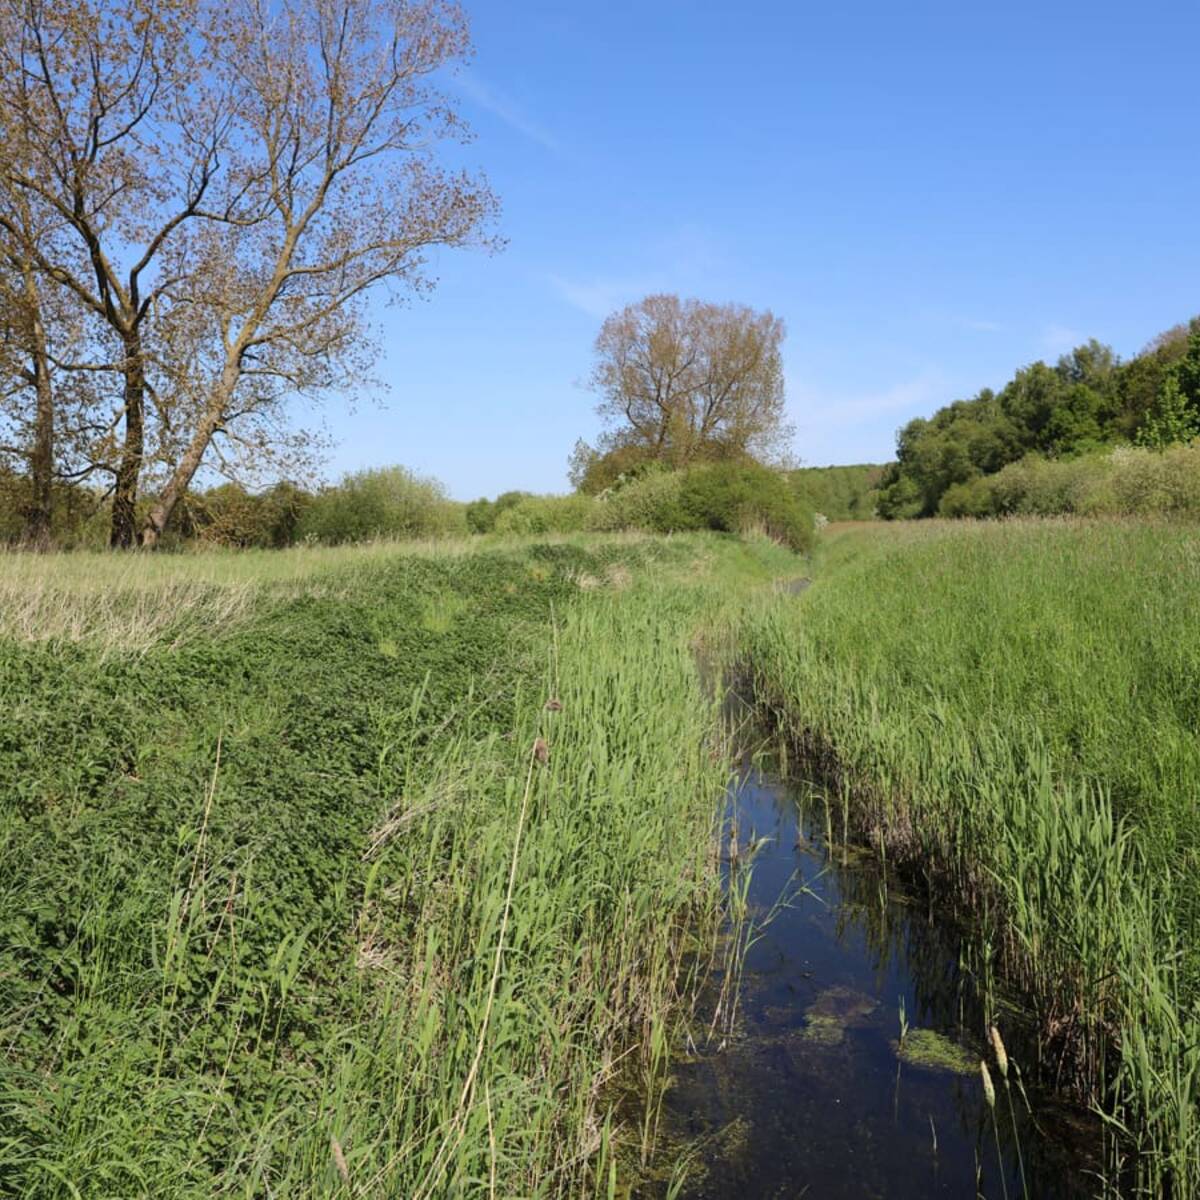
5 519 1199 1197
740 519 1200 1195
0 532 796 1198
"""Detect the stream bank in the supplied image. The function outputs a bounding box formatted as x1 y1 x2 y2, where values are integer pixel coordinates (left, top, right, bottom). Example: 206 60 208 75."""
644 751 1103 1199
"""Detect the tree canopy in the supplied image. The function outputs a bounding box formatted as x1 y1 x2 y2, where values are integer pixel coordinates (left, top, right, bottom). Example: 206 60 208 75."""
877 319 1200 518
571 293 792 490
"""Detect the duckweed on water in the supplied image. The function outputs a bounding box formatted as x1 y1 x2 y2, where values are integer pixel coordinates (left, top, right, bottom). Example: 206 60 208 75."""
800 986 879 1045
892 1028 978 1076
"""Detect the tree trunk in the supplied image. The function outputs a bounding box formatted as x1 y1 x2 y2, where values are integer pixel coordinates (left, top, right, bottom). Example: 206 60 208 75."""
23 357 54 549
19 267 53 550
139 427 207 549
140 375 235 547
110 330 145 548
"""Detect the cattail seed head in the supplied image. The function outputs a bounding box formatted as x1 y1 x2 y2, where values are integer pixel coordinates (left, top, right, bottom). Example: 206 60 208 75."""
980 1060 996 1109
533 737 549 765
331 1134 350 1183
988 1025 1009 1080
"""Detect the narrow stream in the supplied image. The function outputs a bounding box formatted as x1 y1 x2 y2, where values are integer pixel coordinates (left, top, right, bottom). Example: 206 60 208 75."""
650 756 1102 1199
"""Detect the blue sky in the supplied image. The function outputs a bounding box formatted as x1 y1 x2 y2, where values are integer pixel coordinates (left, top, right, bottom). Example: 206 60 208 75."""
326 0 1200 499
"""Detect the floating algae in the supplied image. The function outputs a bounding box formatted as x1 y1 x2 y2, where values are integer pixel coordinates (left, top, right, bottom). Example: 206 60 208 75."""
891 1028 977 1075
800 985 878 1046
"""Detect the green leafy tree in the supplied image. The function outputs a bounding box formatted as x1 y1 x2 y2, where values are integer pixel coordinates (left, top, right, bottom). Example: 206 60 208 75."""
1137 376 1199 450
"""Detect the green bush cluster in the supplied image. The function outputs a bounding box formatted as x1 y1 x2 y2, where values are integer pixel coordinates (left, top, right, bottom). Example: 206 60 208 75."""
464 490 531 533
169 481 312 548
938 443 1200 518
673 461 813 551
589 462 816 551
586 468 685 533
482 463 813 552
492 492 594 535
297 465 467 543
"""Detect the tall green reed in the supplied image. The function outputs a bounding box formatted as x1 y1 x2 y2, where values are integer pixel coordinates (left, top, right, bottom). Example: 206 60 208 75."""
737 519 1200 1197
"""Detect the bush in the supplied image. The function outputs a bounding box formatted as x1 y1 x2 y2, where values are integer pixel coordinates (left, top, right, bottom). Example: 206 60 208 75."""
176 481 312 548
935 444 1200 519
788 464 884 520
492 493 594 535
677 461 814 552
585 469 687 533
937 476 996 518
297 466 466 543
582 462 812 552
465 490 532 534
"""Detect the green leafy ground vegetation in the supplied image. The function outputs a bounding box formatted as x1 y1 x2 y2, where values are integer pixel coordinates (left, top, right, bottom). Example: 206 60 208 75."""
739 519 1200 1194
0 532 797 1198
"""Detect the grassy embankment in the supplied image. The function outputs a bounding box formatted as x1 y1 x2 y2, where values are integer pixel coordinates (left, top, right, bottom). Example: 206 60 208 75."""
740 519 1200 1195
0 533 796 1198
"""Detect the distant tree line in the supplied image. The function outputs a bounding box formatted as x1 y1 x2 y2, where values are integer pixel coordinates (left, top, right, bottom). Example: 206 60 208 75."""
0 465 465 549
878 318 1200 518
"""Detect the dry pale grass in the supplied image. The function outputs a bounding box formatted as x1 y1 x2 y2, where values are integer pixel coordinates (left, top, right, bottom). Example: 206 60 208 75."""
0 530 707 653
0 574 258 656
0 539 470 654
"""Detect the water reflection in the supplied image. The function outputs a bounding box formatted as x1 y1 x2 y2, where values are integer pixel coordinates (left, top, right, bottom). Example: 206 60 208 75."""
649 764 1101 1199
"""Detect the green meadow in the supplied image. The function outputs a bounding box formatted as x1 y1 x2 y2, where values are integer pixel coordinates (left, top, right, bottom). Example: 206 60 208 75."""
2 520 1199 1197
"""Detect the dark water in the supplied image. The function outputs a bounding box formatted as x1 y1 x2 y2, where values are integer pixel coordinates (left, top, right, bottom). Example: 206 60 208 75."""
650 761 1103 1200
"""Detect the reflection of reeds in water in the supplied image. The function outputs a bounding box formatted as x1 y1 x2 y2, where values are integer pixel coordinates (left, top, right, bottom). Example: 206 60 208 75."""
788 775 1095 1195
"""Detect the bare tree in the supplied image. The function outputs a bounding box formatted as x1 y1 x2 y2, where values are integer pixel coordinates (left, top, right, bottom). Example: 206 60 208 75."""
0 0 230 544
585 293 792 472
0 0 497 547
0 139 93 547
138 0 498 545
0 236 55 546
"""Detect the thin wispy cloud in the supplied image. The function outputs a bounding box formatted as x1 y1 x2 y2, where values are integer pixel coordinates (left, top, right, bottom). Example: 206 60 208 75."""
548 223 730 318
547 274 664 319
791 370 949 431
783 369 950 465
454 71 561 154
921 308 1003 334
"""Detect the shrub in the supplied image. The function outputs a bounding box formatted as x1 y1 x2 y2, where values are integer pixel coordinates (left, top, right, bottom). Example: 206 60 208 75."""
677 461 813 552
492 493 594 535
297 466 466 543
788 463 884 520
585 469 687 533
583 462 813 552
938 476 997 518
465 490 532 534
934 445 1200 520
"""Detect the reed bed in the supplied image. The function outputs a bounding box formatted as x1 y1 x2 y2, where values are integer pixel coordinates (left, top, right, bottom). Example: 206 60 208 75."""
0 534 781 1197
739 518 1200 1196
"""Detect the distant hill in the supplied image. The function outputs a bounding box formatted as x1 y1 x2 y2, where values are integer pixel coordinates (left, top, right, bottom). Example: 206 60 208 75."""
787 463 888 521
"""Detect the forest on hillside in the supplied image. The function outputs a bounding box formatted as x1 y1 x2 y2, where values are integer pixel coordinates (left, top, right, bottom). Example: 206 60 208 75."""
877 317 1200 518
